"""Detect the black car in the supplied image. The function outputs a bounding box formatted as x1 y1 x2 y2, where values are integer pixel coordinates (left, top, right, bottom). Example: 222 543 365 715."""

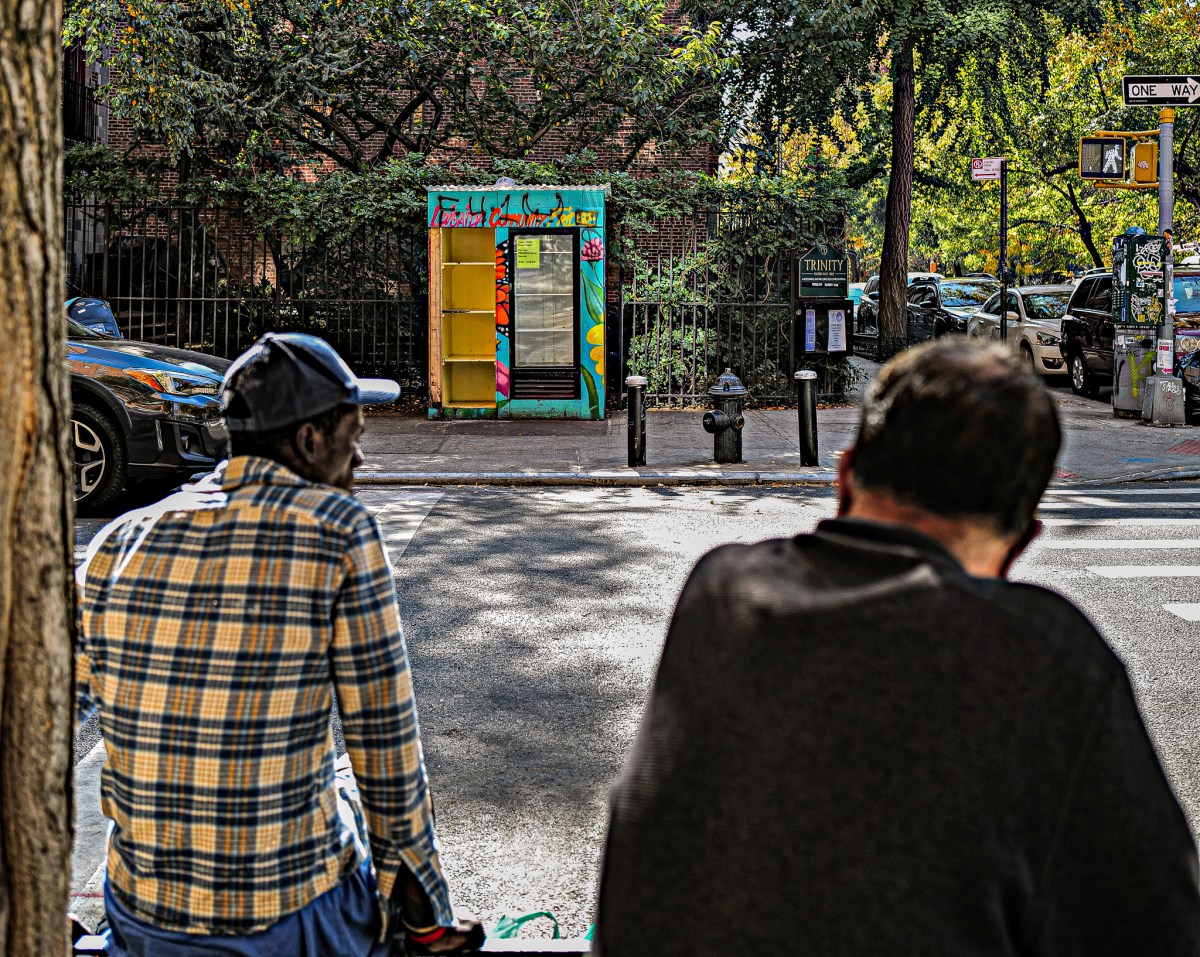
854 272 943 335
1059 273 1114 397
1061 270 1200 399
905 278 1000 339
69 316 231 507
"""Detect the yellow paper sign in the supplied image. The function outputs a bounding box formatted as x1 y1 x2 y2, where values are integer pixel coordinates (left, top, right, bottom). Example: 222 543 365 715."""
516 238 541 269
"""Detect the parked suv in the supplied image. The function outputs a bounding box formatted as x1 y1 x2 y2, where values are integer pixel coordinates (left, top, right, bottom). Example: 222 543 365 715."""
69 312 231 508
1060 274 1115 397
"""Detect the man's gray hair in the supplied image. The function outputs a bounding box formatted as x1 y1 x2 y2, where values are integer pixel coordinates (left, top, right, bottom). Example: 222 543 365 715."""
851 340 1062 537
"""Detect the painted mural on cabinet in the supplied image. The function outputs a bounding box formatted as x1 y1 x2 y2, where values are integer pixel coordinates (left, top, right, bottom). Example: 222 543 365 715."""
427 186 607 420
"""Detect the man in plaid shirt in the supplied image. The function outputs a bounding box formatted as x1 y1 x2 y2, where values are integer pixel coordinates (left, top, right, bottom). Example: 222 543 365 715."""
75 333 484 956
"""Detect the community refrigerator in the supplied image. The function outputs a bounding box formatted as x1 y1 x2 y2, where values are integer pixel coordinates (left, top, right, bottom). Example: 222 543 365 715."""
427 184 609 419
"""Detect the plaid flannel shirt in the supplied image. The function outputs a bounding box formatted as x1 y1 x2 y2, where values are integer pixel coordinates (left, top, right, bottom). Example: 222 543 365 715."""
75 456 453 935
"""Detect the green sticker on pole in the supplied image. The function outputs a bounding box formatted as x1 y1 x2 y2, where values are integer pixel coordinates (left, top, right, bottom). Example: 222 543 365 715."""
516 238 541 269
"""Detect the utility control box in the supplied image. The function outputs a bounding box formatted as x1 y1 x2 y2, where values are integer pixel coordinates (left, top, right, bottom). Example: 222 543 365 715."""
1112 232 1167 327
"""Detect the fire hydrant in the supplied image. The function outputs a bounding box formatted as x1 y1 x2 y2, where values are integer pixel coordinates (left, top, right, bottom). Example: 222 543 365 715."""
702 368 747 464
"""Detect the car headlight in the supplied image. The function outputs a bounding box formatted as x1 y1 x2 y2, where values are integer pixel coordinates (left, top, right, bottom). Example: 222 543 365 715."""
1035 331 1060 346
123 368 222 396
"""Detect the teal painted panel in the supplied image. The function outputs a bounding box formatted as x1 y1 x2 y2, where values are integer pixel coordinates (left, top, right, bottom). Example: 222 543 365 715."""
580 230 605 417
507 398 589 419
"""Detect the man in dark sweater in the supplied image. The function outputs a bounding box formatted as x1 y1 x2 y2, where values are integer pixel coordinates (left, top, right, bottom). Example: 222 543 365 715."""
595 340 1200 956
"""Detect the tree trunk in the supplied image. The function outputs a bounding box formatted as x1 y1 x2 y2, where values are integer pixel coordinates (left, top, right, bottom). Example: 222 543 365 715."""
0 0 74 953
1065 182 1104 268
878 41 915 351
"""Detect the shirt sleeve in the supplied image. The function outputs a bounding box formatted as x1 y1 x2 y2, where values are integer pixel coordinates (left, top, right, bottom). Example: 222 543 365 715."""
329 512 453 925
74 540 105 730
74 592 99 729
1032 669 1200 955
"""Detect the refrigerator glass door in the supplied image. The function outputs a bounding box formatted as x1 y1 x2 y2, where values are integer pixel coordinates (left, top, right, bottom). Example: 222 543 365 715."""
513 233 576 368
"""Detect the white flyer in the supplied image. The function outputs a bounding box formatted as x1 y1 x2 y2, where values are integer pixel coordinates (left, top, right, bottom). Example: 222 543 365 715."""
1158 338 1174 375
805 309 817 351
828 308 846 352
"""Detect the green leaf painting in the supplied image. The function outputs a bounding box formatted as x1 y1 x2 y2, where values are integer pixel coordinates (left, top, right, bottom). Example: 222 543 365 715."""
581 366 601 420
584 274 605 326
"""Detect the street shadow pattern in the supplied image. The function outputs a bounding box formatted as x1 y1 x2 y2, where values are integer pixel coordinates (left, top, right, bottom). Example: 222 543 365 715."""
382 485 830 932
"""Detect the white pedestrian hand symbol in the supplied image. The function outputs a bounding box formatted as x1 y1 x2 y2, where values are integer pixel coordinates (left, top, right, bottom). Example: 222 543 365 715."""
1103 144 1122 175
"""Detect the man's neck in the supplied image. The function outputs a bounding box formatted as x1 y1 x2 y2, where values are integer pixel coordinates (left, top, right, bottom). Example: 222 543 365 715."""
840 494 1014 579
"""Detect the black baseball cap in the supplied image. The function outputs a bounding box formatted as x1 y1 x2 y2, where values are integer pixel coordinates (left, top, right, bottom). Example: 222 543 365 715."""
221 333 400 431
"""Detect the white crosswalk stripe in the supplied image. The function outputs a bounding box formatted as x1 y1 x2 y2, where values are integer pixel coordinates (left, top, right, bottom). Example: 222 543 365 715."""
1042 517 1200 526
1045 539 1200 549
1163 604 1200 622
1043 487 1200 497
1041 500 1200 510
1088 565 1200 577
1039 486 1200 621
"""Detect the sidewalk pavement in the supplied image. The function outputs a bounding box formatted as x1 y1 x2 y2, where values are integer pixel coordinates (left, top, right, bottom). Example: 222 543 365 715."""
358 382 1200 487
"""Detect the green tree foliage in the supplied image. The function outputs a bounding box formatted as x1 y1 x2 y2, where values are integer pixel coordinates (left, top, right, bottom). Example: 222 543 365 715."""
65 0 731 175
707 0 1096 341
887 1 1199 278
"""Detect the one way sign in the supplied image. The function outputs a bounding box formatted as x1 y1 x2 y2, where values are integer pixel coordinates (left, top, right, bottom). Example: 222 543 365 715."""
1123 75 1200 106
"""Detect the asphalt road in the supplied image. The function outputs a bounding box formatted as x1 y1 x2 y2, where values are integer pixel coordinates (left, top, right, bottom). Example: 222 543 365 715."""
71 482 1200 935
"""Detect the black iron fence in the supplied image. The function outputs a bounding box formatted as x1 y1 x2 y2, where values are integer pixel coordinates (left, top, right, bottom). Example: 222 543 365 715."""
64 199 429 391
612 211 800 407
66 197 835 407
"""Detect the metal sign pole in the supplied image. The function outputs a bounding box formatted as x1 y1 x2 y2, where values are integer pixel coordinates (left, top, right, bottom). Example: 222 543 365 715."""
1151 107 1183 425
1000 159 1008 342
1158 107 1175 349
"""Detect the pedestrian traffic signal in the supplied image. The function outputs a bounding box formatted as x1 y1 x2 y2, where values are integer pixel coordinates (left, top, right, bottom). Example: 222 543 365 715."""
1079 137 1126 180
1132 141 1158 184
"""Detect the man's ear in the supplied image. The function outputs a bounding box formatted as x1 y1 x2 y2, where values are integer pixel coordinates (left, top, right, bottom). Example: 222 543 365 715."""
836 447 856 516
999 519 1043 579
291 422 321 465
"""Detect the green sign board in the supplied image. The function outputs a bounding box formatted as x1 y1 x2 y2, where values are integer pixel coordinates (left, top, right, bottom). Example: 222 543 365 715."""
797 243 849 298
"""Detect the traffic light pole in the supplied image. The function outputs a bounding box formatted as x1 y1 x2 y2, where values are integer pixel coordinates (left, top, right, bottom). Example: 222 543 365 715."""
1158 108 1174 349
1000 159 1008 342
1151 107 1182 426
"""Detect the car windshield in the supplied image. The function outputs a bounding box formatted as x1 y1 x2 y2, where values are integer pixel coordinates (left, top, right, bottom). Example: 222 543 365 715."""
939 281 998 307
1023 292 1071 321
67 316 115 340
1176 275 1200 315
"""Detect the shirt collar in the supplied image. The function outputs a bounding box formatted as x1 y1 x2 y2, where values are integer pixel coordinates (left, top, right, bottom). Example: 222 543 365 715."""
218 455 314 492
813 517 965 573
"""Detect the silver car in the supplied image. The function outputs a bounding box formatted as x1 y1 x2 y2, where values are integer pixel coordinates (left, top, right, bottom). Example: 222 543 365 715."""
966 285 1074 377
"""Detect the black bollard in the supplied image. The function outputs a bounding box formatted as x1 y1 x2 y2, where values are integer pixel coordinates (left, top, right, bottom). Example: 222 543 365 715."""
626 375 648 467
795 370 818 466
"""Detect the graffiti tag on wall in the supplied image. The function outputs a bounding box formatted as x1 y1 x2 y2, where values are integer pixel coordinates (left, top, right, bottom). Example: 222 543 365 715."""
429 190 604 230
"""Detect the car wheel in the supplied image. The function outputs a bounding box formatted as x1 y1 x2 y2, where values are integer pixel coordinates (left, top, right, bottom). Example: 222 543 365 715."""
1020 343 1038 374
1069 353 1097 398
72 402 126 508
